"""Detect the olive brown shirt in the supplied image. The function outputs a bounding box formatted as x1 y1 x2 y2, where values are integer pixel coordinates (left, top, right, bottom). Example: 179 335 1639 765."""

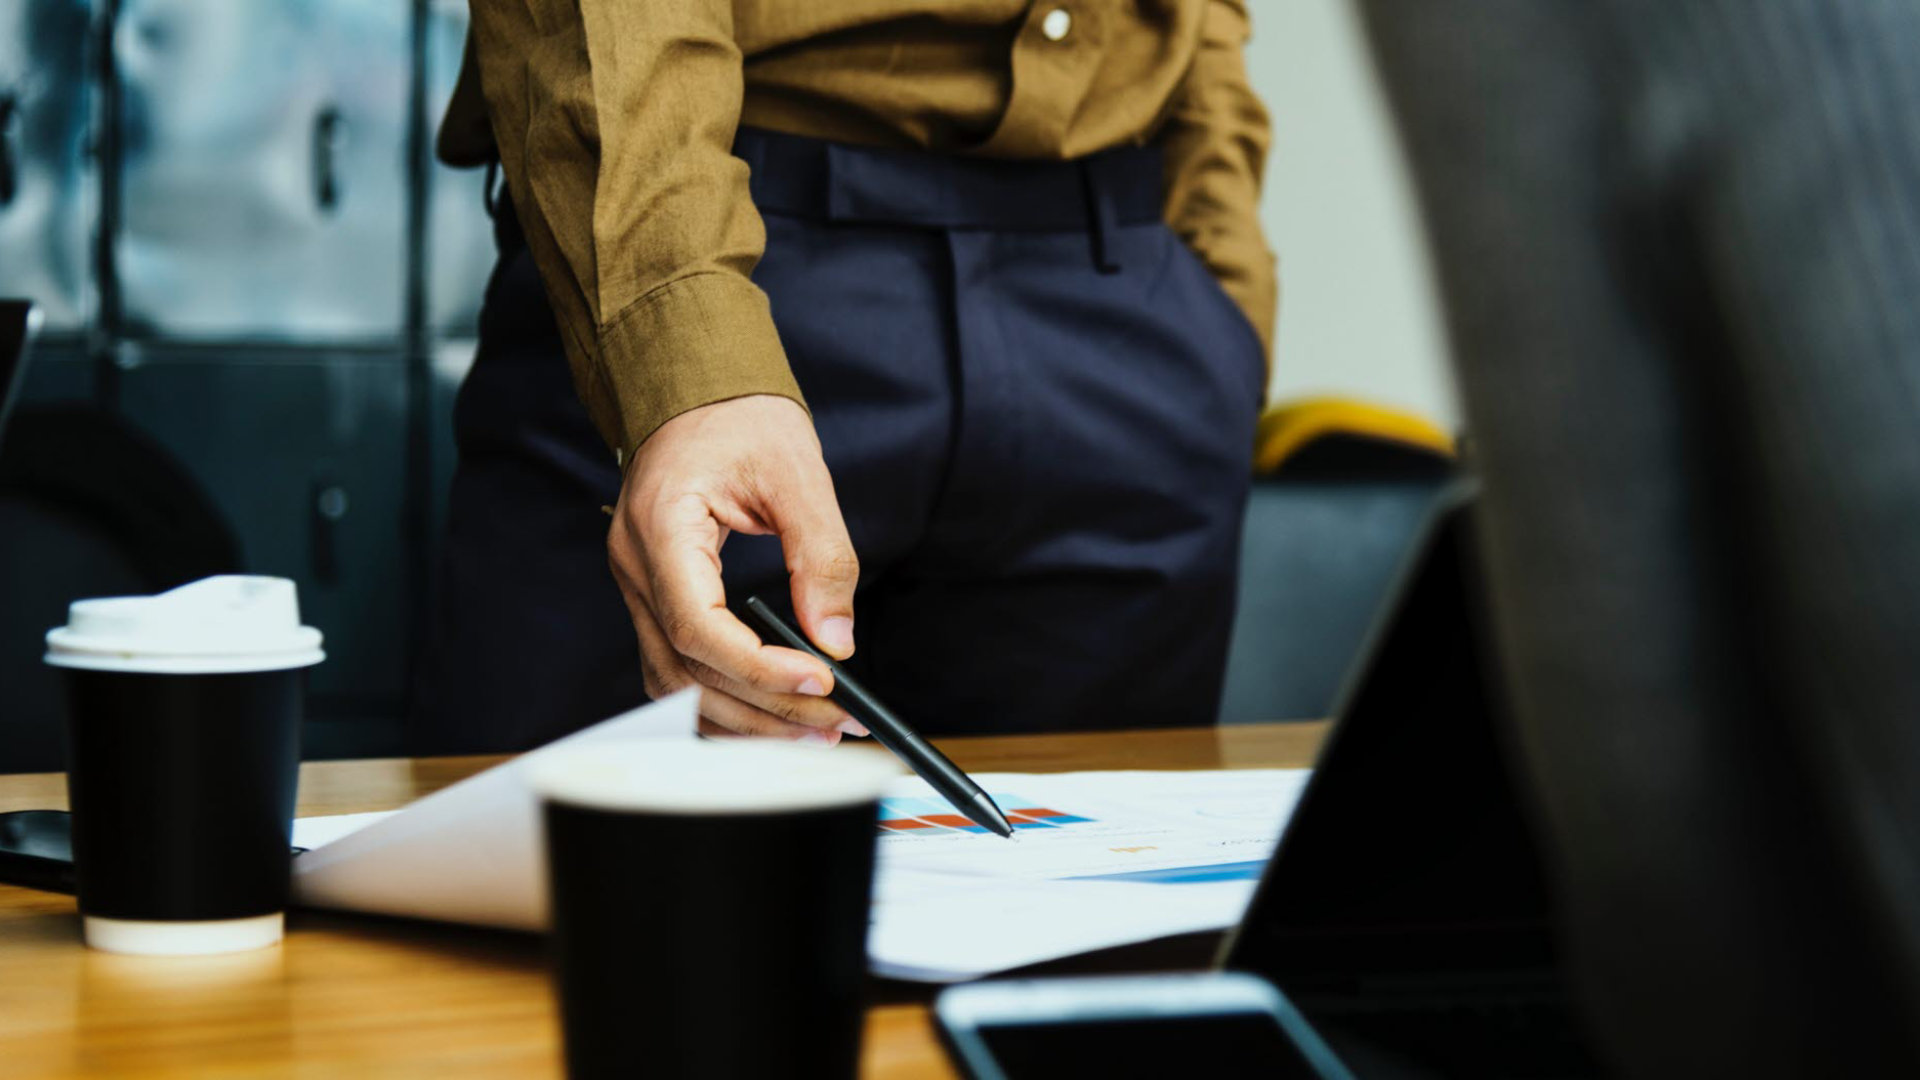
440 1 1274 461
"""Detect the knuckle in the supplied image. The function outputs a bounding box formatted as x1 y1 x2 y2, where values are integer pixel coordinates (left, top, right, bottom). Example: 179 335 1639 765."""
745 654 796 693
660 610 703 655
662 488 715 524
721 708 776 738
806 545 861 585
763 695 806 724
682 655 722 687
642 667 682 701
744 702 802 738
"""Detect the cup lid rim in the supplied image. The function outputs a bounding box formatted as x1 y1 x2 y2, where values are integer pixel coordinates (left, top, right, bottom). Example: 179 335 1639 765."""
44 576 323 671
43 640 327 674
531 740 901 816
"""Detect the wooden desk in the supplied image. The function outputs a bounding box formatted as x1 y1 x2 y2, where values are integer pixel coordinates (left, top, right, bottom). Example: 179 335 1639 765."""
0 722 1326 1079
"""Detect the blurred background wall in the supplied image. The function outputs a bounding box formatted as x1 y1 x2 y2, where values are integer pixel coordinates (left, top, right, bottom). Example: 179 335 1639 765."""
1 0 488 762
0 0 1455 761
1247 0 1457 427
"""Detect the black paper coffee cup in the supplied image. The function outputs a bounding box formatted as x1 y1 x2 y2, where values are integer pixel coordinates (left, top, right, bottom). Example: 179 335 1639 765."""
532 739 899 1080
45 576 323 955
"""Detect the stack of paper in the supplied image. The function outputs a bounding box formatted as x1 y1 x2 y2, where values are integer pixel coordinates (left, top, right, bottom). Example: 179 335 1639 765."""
290 694 1309 982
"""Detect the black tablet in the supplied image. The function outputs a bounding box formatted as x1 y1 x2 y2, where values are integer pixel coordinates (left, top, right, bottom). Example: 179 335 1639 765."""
1219 485 1603 1077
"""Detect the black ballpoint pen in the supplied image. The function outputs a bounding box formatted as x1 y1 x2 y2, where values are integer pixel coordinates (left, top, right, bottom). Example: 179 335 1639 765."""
741 595 1015 839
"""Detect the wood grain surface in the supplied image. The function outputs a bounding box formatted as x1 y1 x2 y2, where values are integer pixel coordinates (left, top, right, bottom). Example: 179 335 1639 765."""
0 722 1326 1078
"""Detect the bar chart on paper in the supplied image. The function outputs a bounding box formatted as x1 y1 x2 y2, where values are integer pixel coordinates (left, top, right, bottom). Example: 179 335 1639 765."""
868 769 1313 980
879 796 1094 836
874 770 1309 885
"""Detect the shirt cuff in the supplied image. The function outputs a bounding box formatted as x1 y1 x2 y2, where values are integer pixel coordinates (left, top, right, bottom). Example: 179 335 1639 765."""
597 272 807 462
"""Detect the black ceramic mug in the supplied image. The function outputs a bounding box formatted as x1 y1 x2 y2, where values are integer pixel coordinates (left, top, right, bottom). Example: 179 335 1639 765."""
45 576 323 955
533 739 898 1080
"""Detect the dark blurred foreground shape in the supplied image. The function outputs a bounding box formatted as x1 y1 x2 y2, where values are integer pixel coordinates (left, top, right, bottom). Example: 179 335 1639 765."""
1358 1 1920 1076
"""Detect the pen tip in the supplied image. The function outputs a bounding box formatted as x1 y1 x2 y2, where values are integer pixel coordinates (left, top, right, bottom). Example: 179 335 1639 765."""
964 793 1015 838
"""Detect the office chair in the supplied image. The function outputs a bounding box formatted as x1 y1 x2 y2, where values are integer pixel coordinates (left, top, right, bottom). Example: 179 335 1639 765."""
1219 398 1453 723
1358 1 1920 1075
0 406 242 772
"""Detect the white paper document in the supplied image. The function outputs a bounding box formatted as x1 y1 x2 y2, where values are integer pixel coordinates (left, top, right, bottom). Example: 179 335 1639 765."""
291 689 698 929
290 697 1309 982
864 769 1308 979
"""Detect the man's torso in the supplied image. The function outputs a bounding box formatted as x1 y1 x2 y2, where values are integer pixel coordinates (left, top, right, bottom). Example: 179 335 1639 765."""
440 0 1213 166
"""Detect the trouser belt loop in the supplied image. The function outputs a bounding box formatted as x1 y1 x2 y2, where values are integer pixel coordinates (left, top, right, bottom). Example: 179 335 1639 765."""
1080 159 1123 275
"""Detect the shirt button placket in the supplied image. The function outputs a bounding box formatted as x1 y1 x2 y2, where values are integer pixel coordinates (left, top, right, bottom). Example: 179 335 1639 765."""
976 3 1098 155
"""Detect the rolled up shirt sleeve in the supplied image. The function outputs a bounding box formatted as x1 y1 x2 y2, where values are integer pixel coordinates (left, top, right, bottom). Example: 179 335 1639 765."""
468 0 803 461
1160 0 1279 361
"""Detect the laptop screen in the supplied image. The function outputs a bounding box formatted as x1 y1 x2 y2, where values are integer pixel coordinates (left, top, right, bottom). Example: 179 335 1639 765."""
0 301 36 441
1222 486 1560 985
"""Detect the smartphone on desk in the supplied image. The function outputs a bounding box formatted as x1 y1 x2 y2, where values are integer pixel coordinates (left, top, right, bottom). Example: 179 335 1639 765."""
934 973 1354 1080
0 810 78 894
0 810 308 896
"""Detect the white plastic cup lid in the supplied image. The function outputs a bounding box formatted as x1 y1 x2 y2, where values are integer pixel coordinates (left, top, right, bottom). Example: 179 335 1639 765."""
531 740 901 816
45 575 325 675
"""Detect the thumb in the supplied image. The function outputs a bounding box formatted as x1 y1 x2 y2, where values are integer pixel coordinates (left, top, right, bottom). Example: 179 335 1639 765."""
766 476 860 660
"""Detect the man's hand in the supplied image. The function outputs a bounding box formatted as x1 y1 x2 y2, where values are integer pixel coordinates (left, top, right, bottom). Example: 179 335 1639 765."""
608 395 868 744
